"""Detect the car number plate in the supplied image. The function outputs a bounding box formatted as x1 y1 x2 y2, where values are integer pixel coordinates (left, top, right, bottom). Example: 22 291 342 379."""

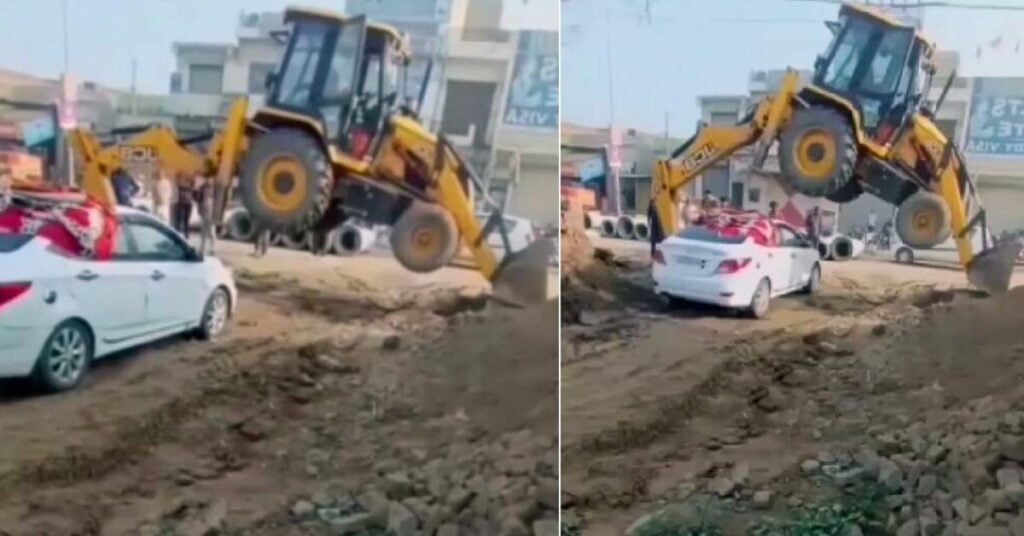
675 255 702 266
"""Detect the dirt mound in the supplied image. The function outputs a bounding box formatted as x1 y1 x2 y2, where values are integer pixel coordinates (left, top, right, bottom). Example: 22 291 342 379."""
417 300 558 436
562 225 596 275
884 285 1024 402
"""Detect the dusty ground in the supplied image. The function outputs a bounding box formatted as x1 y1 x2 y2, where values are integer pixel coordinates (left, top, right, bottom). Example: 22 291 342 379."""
562 233 1024 535
0 240 558 536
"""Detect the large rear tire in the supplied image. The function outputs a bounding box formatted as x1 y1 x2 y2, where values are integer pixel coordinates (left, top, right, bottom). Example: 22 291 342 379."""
239 129 332 233
895 190 951 249
779 107 857 198
390 202 459 273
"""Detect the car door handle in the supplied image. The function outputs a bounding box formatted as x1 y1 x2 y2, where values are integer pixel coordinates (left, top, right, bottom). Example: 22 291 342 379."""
76 270 99 281
151 270 166 281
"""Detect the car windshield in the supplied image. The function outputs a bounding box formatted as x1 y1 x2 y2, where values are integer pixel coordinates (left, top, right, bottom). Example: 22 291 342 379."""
675 226 748 244
0 233 32 253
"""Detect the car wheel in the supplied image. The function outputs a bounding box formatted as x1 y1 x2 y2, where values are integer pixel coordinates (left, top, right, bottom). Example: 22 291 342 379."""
197 288 230 340
802 264 822 295
896 247 914 264
748 278 771 319
658 292 683 311
32 320 92 393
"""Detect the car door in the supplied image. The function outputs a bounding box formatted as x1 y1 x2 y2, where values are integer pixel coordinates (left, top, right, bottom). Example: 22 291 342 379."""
64 217 149 349
774 227 803 293
780 227 815 290
123 218 206 333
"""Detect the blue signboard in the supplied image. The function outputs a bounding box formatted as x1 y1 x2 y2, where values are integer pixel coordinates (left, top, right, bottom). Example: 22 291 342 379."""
504 30 558 129
966 77 1024 156
21 116 56 147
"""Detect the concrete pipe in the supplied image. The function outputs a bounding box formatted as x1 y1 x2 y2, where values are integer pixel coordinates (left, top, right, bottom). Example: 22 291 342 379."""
332 222 377 255
633 217 651 241
615 215 635 239
599 217 616 237
226 210 256 242
280 229 310 250
817 235 835 260
829 235 864 262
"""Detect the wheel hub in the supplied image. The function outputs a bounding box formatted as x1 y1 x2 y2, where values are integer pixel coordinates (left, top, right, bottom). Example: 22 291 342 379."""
795 130 837 180
258 157 308 214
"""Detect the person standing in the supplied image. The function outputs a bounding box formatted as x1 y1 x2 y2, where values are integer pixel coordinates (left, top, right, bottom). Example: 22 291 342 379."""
153 170 174 224
683 197 701 225
173 172 195 239
112 168 139 207
806 206 823 251
253 226 271 258
194 176 216 254
867 208 878 234
701 189 715 211
768 200 779 219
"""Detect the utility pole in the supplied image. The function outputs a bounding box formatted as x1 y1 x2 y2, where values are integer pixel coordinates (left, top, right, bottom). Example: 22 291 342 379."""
62 0 70 74
663 111 669 154
604 0 621 214
131 59 138 116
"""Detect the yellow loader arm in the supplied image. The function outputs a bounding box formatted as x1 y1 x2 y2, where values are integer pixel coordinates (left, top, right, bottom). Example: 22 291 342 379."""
651 71 800 240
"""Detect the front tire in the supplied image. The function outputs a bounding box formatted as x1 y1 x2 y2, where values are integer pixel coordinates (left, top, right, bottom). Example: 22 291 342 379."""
197 288 230 340
32 320 92 393
779 107 857 198
895 191 951 249
390 202 459 273
748 278 771 319
895 247 914 264
239 129 332 233
802 264 821 295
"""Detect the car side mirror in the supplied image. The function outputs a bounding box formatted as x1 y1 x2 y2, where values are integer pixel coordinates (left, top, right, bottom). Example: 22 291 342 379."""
265 71 278 91
188 246 204 263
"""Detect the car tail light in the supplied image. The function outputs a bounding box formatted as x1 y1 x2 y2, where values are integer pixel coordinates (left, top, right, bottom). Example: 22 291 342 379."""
0 281 31 311
715 258 752 274
652 248 666 265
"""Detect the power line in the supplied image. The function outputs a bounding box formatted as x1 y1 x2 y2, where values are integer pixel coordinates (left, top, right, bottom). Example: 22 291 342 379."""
784 0 1024 11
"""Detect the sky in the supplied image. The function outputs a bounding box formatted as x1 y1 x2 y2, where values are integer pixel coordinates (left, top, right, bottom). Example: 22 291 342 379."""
562 0 1024 138
0 0 557 95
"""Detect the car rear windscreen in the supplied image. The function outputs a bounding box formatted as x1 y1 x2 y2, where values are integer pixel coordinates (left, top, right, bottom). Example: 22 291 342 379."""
0 234 32 253
674 226 748 244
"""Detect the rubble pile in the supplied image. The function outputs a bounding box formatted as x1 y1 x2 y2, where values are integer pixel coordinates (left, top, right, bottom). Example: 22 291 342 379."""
786 397 1024 535
289 429 559 536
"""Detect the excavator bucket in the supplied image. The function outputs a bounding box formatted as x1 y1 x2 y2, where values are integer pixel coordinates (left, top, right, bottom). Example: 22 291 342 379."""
967 240 1022 294
490 237 555 306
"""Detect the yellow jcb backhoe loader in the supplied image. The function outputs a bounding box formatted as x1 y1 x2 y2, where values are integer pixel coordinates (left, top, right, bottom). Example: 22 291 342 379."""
649 2 1020 294
71 7 551 304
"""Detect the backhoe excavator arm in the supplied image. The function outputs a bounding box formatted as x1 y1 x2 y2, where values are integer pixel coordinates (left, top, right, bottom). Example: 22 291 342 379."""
69 98 250 223
650 71 800 241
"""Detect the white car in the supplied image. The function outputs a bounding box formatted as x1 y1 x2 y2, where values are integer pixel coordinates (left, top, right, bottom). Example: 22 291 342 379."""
0 207 236 392
891 227 989 266
652 224 821 318
478 213 536 258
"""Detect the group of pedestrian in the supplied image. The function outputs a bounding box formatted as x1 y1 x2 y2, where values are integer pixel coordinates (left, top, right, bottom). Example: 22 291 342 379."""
114 167 216 253
679 190 735 225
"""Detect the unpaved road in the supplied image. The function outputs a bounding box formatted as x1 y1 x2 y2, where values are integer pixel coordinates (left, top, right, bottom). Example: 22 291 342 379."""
0 240 559 536
562 234 1024 534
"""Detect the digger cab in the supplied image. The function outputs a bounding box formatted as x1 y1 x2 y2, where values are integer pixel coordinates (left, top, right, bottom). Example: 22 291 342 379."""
811 3 935 145
262 7 411 162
